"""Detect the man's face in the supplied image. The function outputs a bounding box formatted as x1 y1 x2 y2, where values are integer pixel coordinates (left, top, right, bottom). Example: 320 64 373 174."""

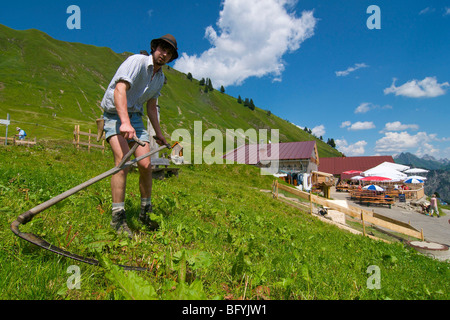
153 42 174 66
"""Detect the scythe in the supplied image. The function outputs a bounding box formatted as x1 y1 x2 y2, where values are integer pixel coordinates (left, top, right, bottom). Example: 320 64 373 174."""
10 137 172 271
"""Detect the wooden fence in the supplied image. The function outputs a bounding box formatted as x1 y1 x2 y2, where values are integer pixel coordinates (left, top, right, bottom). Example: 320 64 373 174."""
73 125 105 153
272 180 424 241
0 136 37 146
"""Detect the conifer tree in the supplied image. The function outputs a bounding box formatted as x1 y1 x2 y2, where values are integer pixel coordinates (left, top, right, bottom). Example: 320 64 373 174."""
249 99 255 110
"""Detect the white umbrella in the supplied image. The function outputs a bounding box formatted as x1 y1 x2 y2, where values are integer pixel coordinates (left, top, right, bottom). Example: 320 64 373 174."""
363 163 408 180
363 168 407 180
363 184 384 191
407 175 427 180
350 175 364 180
404 168 429 174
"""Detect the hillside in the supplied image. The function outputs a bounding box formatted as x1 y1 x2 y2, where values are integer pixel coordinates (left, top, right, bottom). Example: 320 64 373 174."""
0 24 341 158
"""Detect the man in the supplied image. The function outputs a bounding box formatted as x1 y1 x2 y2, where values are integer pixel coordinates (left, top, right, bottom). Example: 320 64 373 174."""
101 34 179 237
16 127 26 140
429 194 440 218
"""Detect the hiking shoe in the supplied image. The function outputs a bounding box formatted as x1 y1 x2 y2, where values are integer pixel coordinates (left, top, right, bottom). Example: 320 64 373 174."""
110 209 133 238
139 204 159 231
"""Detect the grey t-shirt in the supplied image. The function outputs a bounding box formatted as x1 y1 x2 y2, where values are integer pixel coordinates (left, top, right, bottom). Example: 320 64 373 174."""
101 54 165 115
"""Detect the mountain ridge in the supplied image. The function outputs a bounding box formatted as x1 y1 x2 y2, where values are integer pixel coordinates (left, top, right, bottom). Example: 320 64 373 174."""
394 152 450 202
394 152 450 171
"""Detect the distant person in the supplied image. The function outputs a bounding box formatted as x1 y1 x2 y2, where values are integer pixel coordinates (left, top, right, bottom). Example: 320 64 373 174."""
429 194 440 218
15 127 26 140
100 34 178 237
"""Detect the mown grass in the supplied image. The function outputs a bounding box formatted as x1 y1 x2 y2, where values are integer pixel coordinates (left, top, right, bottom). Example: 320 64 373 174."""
1 142 449 300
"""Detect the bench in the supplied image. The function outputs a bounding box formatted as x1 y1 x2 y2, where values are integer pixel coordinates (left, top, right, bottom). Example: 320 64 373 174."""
358 196 394 208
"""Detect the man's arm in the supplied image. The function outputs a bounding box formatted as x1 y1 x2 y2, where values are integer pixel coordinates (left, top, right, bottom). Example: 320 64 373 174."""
147 98 168 146
114 80 135 140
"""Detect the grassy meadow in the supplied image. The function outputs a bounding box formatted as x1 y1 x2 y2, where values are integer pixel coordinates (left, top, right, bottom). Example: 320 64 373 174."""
0 142 448 300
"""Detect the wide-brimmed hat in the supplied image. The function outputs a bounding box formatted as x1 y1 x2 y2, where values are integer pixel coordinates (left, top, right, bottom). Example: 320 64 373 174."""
150 34 178 61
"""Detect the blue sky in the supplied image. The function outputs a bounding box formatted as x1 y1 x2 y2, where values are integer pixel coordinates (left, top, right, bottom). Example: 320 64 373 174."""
1 0 449 159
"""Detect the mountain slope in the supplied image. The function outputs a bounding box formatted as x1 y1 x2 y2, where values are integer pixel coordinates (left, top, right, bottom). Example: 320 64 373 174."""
0 24 341 157
394 152 447 170
394 152 450 202
0 24 128 136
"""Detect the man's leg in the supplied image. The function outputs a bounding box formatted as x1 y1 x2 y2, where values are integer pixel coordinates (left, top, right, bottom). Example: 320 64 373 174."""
134 142 152 199
134 143 159 230
108 135 133 237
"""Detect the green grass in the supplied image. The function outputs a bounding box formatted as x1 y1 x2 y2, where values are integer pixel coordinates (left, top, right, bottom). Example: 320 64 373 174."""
1 142 449 300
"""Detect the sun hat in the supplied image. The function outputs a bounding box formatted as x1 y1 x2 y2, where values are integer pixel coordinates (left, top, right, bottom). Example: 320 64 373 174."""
150 34 179 61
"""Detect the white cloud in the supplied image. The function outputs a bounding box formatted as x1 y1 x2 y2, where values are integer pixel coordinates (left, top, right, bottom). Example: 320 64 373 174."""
336 139 367 156
419 7 435 15
354 102 392 114
355 102 371 114
347 121 376 131
381 121 419 132
384 77 449 98
375 131 438 154
340 121 375 131
173 0 317 87
416 143 439 157
340 121 351 128
335 63 368 77
445 7 450 16
311 125 325 137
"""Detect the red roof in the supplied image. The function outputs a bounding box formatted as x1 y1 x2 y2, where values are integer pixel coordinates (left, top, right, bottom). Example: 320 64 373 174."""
319 156 395 177
223 141 317 165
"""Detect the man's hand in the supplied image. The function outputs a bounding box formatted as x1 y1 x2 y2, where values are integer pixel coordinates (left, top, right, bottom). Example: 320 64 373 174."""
119 122 136 140
153 134 169 148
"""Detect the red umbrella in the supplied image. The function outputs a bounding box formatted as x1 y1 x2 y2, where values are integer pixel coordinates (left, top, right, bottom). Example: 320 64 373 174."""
342 170 362 174
360 176 392 181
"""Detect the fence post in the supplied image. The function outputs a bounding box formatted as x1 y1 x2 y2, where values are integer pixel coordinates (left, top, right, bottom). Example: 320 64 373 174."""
276 180 279 199
77 125 80 150
361 211 366 236
3 113 10 146
309 190 313 215
272 180 275 198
